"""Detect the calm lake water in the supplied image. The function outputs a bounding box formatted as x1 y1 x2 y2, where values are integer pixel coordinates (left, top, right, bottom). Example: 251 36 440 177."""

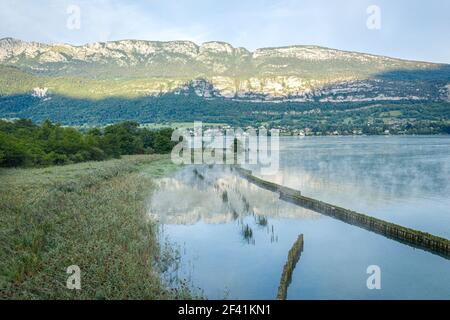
148 136 450 300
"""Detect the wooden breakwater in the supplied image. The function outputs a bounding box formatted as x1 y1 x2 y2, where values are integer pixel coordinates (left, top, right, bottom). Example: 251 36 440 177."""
277 234 304 300
234 167 450 259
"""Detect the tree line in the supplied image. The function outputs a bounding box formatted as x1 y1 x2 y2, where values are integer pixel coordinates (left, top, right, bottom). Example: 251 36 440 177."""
1 93 449 135
0 119 176 167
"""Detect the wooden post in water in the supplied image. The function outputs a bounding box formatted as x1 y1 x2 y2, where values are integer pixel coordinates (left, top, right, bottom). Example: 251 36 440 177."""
277 234 304 300
234 166 450 259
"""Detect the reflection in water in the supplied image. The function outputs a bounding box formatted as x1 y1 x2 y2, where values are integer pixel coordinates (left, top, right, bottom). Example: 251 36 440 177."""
256 215 268 227
148 165 319 251
241 224 254 245
247 136 450 238
148 136 450 300
148 166 321 228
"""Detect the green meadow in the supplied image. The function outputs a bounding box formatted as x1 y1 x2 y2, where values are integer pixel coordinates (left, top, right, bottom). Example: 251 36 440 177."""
0 155 193 299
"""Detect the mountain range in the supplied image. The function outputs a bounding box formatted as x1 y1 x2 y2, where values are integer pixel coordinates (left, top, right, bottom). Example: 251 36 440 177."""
0 38 449 129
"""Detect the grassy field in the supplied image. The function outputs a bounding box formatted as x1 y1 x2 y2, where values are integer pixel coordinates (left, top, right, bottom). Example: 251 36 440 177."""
0 155 192 299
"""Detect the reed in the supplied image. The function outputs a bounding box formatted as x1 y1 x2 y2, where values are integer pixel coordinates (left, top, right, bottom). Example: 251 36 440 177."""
0 155 192 299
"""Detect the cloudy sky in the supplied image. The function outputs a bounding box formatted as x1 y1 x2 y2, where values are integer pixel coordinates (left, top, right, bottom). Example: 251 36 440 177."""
1 0 449 63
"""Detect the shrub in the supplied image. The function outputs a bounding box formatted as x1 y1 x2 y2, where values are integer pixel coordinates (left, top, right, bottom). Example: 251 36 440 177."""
0 119 175 168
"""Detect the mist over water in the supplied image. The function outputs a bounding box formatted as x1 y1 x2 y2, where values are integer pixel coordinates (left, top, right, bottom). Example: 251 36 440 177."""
148 136 450 300
249 135 450 238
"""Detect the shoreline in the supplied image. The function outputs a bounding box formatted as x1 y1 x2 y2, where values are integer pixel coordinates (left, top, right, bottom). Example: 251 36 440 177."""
0 155 191 299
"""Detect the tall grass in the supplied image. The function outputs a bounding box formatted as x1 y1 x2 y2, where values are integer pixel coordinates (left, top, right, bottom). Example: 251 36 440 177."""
0 155 191 299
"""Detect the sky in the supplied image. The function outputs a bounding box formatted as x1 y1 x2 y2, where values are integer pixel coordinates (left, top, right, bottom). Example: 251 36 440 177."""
1 0 449 63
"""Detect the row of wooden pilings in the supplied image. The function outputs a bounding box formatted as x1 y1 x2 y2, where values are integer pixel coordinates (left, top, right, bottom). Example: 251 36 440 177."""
234 166 450 260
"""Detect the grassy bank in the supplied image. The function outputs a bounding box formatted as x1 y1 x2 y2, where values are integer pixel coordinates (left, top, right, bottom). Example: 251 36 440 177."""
0 155 190 299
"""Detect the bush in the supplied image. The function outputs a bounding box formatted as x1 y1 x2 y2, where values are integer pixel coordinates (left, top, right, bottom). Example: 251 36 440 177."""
0 119 176 168
0 132 32 167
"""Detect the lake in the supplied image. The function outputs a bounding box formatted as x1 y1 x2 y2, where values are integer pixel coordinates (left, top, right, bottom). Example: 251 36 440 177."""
148 136 450 299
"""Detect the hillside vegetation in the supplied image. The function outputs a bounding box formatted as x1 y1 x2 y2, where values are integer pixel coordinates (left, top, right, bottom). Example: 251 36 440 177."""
1 96 449 135
0 38 449 101
0 38 449 132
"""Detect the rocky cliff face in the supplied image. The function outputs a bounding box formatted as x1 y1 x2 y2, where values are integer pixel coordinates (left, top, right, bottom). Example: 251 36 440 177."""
1 37 449 102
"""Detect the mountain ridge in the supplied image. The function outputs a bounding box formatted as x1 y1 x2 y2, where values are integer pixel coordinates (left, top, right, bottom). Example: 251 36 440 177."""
0 37 449 105
0 37 441 71
0 38 449 132
0 37 444 65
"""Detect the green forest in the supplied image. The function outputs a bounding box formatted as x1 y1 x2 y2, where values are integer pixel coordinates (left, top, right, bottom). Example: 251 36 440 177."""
0 119 176 167
1 93 450 135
